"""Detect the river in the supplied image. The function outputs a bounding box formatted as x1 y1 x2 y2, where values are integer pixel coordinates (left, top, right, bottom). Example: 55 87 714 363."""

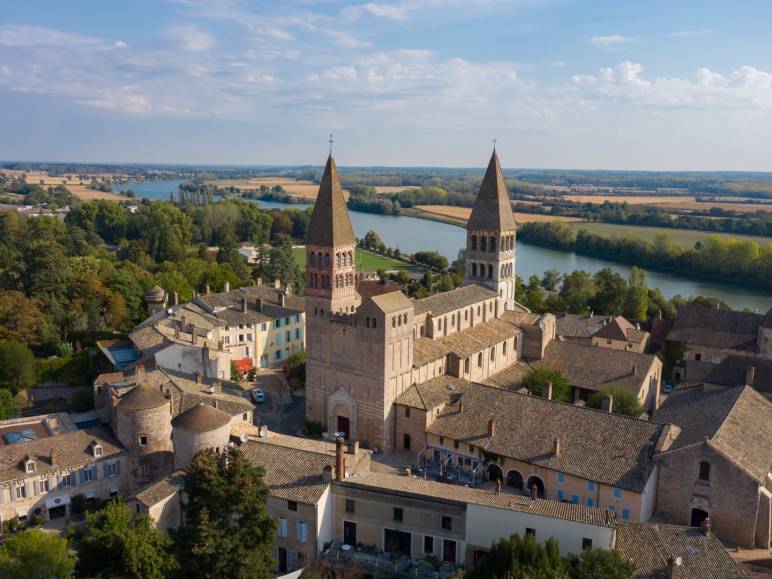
116 181 772 311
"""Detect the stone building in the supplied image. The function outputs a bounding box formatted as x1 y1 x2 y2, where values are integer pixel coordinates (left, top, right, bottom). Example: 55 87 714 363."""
0 414 127 525
556 313 650 353
703 356 772 401
652 385 772 549
171 403 232 470
667 304 772 383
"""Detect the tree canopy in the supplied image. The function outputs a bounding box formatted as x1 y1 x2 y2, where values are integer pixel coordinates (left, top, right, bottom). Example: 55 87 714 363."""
0 528 76 579
522 365 572 402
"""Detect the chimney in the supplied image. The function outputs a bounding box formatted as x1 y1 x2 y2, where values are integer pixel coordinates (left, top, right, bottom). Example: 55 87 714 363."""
50 448 58 466
458 400 464 414
205 282 210 295
545 381 553 401
256 277 263 286
530 483 537 501
278 291 285 308
172 292 179 306
241 296 248 313
195 372 202 384
322 465 333 482
135 363 145 385
224 281 230 293
274 278 281 289
632 363 637 376
335 436 346 482
487 418 497 437
552 437 561 457
174 325 180 339
701 517 711 537
665 557 676 578
601 395 614 414
285 285 292 297
746 365 756 385
256 298 263 313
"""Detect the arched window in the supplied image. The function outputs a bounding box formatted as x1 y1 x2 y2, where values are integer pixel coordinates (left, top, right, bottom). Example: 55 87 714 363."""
464 309 469 321
480 236 487 252
309 252 316 267
698 461 711 482
373 319 377 329
365 316 370 328
471 235 478 250
392 317 396 328
420 325 425 336
488 264 493 279
324 253 330 267
477 352 483 367
398 315 402 327
490 348 495 362
403 313 408 324
471 263 477 277
348 251 353 266
451 313 455 327
502 341 507 355
336 253 341 267
490 236 496 252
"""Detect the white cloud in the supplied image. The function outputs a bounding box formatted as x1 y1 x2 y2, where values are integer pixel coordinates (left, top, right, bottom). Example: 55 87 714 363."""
164 25 215 52
589 35 632 47
324 30 371 49
80 91 153 114
0 25 101 47
114 40 128 48
668 29 712 38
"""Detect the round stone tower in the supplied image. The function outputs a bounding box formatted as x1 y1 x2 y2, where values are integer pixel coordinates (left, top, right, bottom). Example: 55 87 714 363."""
144 285 167 316
171 402 232 470
116 382 174 492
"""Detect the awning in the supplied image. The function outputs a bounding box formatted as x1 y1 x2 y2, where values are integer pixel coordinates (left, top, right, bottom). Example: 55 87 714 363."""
233 358 254 374
45 495 70 509
15 507 28 517
85 490 96 499
109 485 119 495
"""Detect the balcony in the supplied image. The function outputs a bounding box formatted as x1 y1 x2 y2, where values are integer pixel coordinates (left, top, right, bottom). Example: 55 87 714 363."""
320 542 458 578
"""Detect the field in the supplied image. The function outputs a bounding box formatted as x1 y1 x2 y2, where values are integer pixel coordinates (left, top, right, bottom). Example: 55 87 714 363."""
215 178 414 200
2 170 129 201
292 246 412 272
415 204 582 224
568 222 772 248
557 194 771 213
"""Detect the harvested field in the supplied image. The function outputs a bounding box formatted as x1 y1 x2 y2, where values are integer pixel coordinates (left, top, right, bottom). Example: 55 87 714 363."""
568 222 772 248
554 194 770 213
215 178 328 200
374 186 416 194
2 170 129 201
415 204 582 224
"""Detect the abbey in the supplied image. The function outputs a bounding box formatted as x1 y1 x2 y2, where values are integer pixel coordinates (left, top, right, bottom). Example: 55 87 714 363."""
304 150 536 452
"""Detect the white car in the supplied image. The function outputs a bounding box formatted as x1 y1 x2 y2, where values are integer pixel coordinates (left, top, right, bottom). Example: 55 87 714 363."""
251 388 266 403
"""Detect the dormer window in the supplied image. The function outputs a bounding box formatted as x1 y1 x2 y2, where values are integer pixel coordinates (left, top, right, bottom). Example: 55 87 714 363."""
24 456 35 473
91 441 104 457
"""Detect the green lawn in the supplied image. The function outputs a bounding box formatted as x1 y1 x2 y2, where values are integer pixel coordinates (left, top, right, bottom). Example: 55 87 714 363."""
568 222 772 248
292 247 412 272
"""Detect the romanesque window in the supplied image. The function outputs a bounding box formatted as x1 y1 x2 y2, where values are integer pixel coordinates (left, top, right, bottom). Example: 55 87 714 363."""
464 358 470 373
490 348 495 362
502 341 507 355
471 235 477 250
336 253 341 267
698 461 711 482
480 236 487 251
471 263 477 277
403 313 408 325
477 352 483 367
420 325 425 336
324 253 330 267
487 265 493 279
309 252 316 267
490 237 496 252
347 251 353 266
451 313 455 327
392 317 396 328
372 319 377 328
365 316 370 328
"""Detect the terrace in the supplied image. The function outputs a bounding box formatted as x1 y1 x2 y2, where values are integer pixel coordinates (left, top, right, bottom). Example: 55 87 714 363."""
320 542 458 578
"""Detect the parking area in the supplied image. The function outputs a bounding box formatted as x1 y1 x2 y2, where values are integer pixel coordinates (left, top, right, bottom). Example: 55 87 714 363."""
228 369 306 436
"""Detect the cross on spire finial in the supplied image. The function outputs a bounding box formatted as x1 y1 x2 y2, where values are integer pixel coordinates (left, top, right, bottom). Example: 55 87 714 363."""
329 133 334 154
493 136 497 150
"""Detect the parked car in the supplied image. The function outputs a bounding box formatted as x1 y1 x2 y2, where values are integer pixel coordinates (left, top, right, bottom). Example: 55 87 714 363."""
251 388 266 403
663 383 673 394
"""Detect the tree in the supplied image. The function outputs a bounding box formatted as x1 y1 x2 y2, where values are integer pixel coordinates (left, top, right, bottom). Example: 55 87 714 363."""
71 498 178 579
523 275 545 312
266 234 303 294
464 533 568 579
591 268 628 315
541 269 561 291
0 528 76 579
0 389 19 419
559 270 596 313
0 340 36 392
176 448 276 579
586 385 644 417
624 267 648 321
0 291 48 345
286 351 306 384
522 364 572 402
570 547 635 579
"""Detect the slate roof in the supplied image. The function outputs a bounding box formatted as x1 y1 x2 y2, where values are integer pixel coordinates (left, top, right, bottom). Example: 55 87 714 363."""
171 402 231 432
241 438 334 505
396 376 476 410
426 385 671 492
667 305 762 352
653 385 772 482
306 154 356 247
0 427 123 482
340 472 615 528
704 356 772 393
538 340 658 394
194 284 304 325
614 522 745 578
413 284 497 316
467 150 517 231
134 471 185 508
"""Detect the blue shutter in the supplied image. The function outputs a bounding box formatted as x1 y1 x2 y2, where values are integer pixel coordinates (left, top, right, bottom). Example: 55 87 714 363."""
57 476 63 490
103 463 109 478
79 469 86 484
92 465 99 480
116 460 122 474
69 472 77 486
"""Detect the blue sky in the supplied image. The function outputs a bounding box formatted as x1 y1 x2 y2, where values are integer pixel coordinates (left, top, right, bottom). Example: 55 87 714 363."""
2 0 772 170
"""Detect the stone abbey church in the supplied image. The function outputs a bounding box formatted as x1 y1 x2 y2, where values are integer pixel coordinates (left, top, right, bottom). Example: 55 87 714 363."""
305 150 547 452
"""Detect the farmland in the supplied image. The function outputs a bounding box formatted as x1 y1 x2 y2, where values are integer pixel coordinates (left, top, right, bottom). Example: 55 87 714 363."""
558 194 771 213
292 247 412 272
3 169 128 201
215 177 415 200
414 204 582 224
568 222 772 248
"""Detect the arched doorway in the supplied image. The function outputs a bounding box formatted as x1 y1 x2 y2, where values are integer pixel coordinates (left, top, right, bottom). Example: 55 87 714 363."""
690 508 709 527
403 433 411 450
506 470 524 490
526 476 545 498
487 464 503 484
332 404 351 440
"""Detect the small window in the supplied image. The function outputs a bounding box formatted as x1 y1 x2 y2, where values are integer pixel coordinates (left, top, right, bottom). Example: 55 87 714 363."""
94 447 103 457
439 437 444 445
393 507 403 522
424 535 434 554
39 480 49 493
442 516 452 531
587 480 595 491
698 461 711 482
243 413 248 421
525 528 535 537
453 440 459 449
608 505 616 512
557 473 565 483
405 407 411 418
15 485 26 499
556 490 564 500
582 538 593 550
139 436 148 446
288 500 297 511
613 488 622 498
571 494 579 505
346 499 355 514
621 508 631 520
25 461 35 473
586 498 594 507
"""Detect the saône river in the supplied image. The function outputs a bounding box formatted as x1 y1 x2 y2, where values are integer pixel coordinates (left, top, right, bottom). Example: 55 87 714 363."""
116 180 772 311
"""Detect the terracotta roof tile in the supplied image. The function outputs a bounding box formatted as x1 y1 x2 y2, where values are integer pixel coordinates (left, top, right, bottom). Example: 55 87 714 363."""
667 305 762 352
413 285 497 316
134 471 185 508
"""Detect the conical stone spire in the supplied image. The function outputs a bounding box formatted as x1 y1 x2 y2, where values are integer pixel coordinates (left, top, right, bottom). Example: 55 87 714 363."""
468 150 517 231
306 154 356 247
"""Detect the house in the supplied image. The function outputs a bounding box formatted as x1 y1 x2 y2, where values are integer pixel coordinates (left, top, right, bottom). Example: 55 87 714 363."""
666 304 772 383
0 415 127 525
396 382 673 523
703 356 772 401
652 385 772 549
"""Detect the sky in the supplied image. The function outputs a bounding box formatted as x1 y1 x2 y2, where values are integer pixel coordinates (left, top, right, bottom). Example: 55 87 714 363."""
2 0 772 170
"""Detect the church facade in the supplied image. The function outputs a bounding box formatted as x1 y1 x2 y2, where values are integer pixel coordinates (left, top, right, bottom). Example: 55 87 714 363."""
304 151 534 452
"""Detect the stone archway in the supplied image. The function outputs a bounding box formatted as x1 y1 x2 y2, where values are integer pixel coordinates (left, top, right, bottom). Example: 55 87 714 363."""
487 464 504 483
506 469 524 490
526 475 545 498
327 387 357 441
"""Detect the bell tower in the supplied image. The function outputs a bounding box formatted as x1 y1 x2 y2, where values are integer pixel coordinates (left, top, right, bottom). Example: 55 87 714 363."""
464 149 517 311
